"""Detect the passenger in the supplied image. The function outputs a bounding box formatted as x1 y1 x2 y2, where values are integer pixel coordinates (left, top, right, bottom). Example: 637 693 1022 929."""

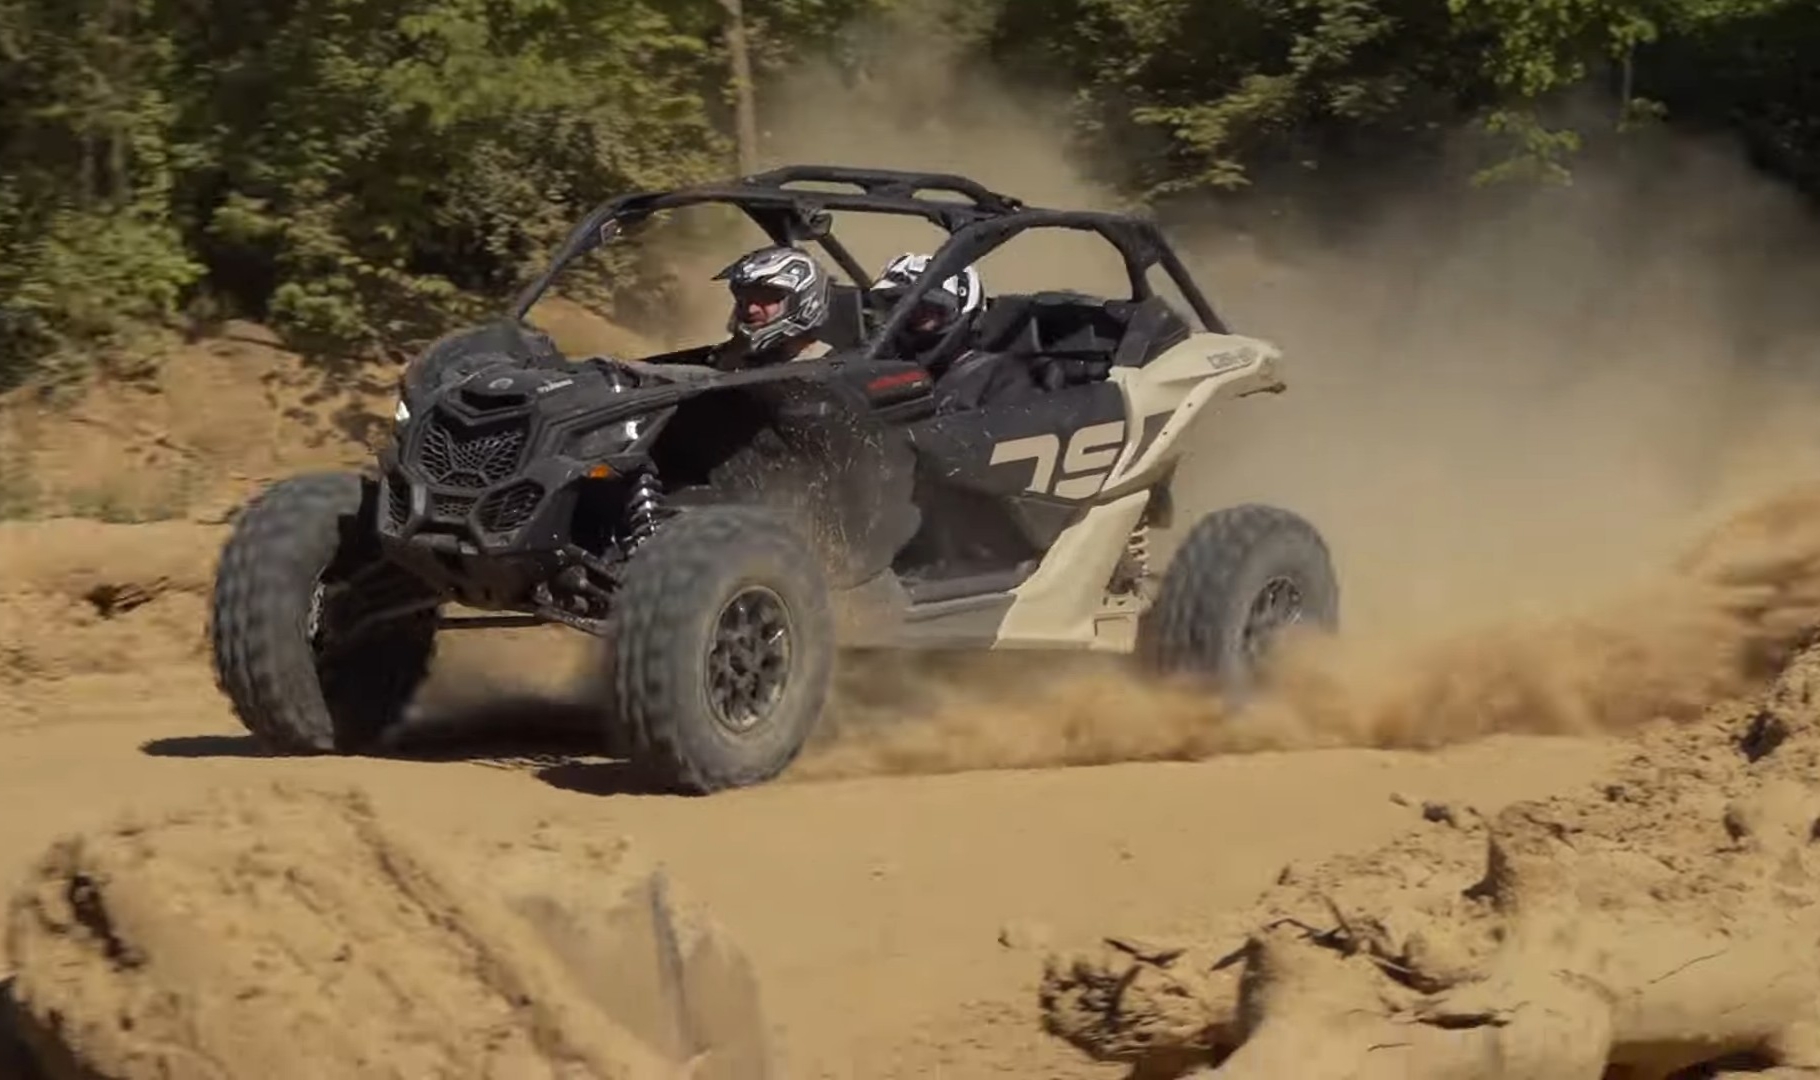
870 251 985 374
871 251 1039 412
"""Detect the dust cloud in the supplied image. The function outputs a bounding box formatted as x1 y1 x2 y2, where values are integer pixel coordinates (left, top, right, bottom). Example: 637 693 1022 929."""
707 17 1820 778
801 482 1820 779
1168 141 1820 644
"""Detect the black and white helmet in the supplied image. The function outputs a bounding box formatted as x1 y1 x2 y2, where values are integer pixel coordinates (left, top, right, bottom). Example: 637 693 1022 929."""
714 245 831 355
872 251 985 328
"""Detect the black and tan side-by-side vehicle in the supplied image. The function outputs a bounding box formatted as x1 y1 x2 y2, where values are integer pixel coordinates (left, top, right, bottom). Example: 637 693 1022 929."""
207 165 1340 795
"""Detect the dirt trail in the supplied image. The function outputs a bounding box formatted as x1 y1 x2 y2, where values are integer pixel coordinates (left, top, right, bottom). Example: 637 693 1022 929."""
8 481 1820 1075
0 591 1616 1076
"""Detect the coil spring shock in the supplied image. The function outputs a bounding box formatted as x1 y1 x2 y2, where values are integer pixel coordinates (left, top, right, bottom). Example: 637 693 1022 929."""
1109 522 1153 596
1126 524 1153 580
625 470 665 551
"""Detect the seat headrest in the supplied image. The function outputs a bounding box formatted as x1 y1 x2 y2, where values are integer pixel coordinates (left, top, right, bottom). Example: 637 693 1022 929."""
820 284 869 350
972 295 1039 354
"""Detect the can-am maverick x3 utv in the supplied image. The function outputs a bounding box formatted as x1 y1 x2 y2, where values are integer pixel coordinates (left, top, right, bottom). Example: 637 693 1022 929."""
208 165 1340 794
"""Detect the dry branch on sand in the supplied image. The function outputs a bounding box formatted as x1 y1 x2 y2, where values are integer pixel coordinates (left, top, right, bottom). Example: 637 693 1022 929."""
1041 640 1820 1080
1 783 771 1080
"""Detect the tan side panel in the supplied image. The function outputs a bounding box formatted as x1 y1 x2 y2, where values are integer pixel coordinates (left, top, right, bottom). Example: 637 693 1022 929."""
1100 333 1285 501
994 489 1150 648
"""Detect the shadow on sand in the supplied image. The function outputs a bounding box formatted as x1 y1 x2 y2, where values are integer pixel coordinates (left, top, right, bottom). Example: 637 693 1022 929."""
0 978 46 1080
138 694 676 797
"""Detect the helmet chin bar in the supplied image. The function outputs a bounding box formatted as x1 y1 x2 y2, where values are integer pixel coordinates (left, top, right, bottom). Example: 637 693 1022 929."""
728 307 817 354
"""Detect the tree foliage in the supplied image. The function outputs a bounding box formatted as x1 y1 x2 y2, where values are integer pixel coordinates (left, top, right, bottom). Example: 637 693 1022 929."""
987 0 1484 195
0 0 1815 385
984 0 1820 197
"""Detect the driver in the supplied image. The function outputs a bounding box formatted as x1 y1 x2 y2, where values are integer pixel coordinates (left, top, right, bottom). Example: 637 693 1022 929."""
708 245 833 370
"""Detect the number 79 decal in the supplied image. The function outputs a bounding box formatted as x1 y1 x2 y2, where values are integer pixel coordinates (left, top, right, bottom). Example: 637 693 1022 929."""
989 421 1126 499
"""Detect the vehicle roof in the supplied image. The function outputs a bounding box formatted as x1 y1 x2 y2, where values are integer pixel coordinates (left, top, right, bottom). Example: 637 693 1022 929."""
509 164 1230 344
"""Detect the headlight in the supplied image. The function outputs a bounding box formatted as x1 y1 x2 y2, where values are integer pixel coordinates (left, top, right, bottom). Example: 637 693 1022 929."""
394 398 411 425
568 417 643 460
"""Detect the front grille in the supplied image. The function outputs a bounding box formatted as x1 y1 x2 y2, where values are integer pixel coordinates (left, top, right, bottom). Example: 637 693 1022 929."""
431 492 477 521
385 475 412 526
477 481 544 533
416 413 528 490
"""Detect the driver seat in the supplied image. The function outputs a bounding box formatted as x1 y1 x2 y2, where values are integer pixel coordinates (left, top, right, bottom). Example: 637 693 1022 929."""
819 284 870 351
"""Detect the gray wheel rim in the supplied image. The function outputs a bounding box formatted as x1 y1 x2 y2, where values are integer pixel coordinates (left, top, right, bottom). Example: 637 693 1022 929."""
1241 575 1304 661
706 585 794 735
305 580 328 648
305 575 354 654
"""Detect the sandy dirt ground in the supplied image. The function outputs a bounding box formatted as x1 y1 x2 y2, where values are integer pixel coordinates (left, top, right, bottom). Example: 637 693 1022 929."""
0 511 1621 1077
1039 641 1820 1078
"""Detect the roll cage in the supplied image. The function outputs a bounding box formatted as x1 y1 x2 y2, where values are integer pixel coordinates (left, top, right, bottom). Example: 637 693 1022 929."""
508 164 1231 357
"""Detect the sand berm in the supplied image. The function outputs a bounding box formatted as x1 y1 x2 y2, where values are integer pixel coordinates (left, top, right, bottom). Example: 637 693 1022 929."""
1041 495 1820 1079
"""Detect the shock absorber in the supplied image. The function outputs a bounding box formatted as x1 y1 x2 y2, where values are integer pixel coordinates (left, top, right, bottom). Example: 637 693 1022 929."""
1106 521 1153 597
625 470 665 551
1126 524 1153 580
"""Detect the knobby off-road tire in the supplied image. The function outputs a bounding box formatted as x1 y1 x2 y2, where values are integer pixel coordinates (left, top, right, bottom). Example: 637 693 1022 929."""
611 506 834 795
210 471 439 754
1138 503 1340 700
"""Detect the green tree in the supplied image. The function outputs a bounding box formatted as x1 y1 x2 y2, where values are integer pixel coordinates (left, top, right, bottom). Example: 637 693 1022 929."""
0 0 892 385
982 0 1820 198
985 0 1493 197
0 0 200 382
180 0 736 351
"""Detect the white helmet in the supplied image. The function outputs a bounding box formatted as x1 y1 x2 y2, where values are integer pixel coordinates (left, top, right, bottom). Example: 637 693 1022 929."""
872 251 985 332
714 245 832 355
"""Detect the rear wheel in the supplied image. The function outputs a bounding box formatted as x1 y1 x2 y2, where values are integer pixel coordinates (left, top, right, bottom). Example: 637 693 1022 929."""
610 506 834 794
209 471 440 753
1137 503 1339 699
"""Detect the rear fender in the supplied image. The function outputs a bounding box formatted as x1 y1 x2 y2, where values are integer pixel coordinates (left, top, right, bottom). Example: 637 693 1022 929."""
1098 333 1285 501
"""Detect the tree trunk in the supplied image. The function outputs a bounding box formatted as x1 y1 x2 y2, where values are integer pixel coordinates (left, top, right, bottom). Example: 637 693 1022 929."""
720 0 759 176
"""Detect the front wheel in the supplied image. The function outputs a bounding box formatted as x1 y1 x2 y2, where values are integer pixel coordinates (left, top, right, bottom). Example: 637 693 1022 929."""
610 507 834 794
209 471 440 753
1136 503 1340 700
